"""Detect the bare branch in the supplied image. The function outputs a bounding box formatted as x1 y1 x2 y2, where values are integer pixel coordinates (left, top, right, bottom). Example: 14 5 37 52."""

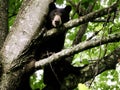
35 33 120 69
65 2 118 29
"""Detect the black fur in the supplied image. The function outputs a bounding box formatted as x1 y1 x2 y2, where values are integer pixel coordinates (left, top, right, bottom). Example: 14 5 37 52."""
43 3 71 90
35 3 71 60
34 2 73 90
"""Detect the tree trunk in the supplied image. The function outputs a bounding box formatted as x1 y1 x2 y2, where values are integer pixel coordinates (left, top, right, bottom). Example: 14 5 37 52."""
0 0 8 85
0 0 8 50
0 0 53 89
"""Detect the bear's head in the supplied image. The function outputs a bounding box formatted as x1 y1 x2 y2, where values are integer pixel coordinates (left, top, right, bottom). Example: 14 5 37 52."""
45 3 71 29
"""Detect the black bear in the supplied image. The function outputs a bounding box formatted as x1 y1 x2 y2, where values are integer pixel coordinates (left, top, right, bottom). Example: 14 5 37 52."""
16 2 72 90
45 2 71 29
35 3 71 60
34 2 74 90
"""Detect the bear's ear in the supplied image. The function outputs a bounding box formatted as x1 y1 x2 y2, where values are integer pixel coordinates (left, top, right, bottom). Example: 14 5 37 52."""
49 2 56 11
65 5 71 13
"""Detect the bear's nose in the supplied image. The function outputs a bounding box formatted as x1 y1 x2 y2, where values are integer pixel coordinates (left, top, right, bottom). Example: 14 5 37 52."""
55 21 60 26
52 15 62 27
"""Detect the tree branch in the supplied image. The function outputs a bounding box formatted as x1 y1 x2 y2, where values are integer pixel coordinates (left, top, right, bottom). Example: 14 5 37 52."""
80 47 119 83
62 47 120 88
8 0 119 78
35 33 120 69
43 1 118 40
65 1 118 29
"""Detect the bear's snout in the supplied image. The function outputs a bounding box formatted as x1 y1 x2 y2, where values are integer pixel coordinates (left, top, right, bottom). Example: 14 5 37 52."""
52 15 62 27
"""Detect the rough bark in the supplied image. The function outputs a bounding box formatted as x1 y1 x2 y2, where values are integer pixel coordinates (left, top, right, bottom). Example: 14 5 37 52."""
0 0 8 50
0 0 53 89
0 0 8 85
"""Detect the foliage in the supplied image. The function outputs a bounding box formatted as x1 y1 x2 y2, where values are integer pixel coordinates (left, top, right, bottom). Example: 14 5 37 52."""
8 0 23 27
8 0 120 89
78 83 90 90
91 70 120 90
30 70 45 90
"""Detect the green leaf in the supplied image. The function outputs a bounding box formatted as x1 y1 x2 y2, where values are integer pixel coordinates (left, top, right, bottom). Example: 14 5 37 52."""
82 59 89 65
78 83 90 90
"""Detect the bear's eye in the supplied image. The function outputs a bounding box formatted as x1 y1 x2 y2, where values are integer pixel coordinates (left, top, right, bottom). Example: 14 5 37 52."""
54 12 57 15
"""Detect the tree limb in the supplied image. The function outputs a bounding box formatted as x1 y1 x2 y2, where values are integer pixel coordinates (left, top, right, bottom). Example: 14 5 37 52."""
65 1 118 29
35 33 120 69
0 0 53 89
10 3 118 72
62 47 120 88
43 1 118 41
8 0 119 80
80 47 119 83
